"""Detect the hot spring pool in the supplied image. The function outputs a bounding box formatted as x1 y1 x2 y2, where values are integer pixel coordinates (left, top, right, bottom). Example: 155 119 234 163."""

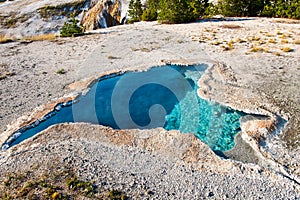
4 65 246 151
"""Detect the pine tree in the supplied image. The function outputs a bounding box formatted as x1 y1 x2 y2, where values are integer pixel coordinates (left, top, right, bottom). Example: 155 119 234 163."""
60 14 84 37
217 0 266 17
128 0 143 23
158 0 208 24
188 0 209 19
142 0 160 21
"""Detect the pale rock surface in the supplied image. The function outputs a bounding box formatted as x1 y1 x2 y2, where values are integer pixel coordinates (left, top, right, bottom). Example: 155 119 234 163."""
0 17 299 198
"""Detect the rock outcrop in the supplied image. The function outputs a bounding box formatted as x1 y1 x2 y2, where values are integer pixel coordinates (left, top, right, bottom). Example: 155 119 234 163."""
0 0 130 36
81 0 122 30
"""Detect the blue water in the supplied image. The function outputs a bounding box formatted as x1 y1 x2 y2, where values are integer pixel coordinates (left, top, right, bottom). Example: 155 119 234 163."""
4 65 245 151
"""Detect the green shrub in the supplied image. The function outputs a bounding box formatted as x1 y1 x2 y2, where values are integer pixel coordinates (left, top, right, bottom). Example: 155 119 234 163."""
60 14 84 37
189 0 209 18
108 189 127 200
204 3 219 17
261 0 300 19
261 4 275 17
56 68 66 74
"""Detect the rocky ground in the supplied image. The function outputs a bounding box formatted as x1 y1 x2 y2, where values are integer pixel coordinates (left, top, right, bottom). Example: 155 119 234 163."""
0 18 300 199
0 124 299 199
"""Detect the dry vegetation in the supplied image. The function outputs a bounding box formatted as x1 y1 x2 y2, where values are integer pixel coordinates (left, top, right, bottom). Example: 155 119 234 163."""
0 12 31 28
250 46 268 53
23 34 57 42
273 51 282 56
268 38 277 44
1 34 57 44
108 55 122 59
195 24 299 56
56 68 66 75
0 162 128 199
273 19 300 24
220 24 242 29
0 63 16 80
236 38 247 43
212 40 222 45
0 34 15 43
221 40 235 51
281 46 293 52
38 0 86 19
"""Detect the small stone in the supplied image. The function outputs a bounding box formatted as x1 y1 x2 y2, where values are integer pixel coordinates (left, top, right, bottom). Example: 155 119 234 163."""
145 190 154 195
207 191 214 197
129 181 135 187
2 144 9 151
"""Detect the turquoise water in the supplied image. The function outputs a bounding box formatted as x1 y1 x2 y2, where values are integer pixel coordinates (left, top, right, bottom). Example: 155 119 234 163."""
164 67 244 151
165 94 243 151
3 65 245 152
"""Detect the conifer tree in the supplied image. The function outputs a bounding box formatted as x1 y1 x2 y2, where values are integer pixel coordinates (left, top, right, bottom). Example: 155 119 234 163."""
60 14 84 37
128 0 143 23
158 0 208 24
142 0 160 21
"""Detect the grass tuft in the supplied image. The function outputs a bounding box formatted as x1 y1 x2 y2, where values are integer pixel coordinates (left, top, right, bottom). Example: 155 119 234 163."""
281 47 293 52
257 40 265 45
250 46 268 53
236 38 247 43
274 52 281 56
265 33 273 37
268 38 276 44
221 40 235 51
66 177 95 197
56 69 66 74
212 40 222 45
0 64 16 81
251 36 261 41
107 190 127 200
108 55 121 59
